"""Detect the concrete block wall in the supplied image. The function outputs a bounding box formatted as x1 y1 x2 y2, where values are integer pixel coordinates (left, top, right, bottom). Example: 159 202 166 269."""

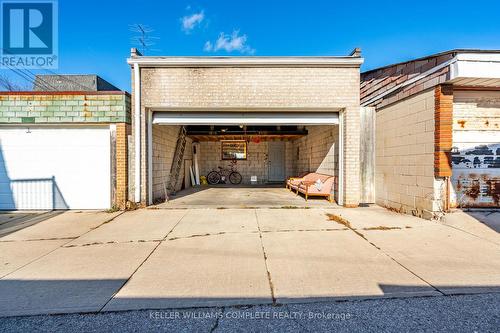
152 125 177 201
134 65 361 206
343 107 361 207
151 125 193 201
291 125 340 200
140 67 360 108
0 92 130 124
149 126 339 188
375 89 444 217
197 140 289 184
292 125 339 176
453 90 500 131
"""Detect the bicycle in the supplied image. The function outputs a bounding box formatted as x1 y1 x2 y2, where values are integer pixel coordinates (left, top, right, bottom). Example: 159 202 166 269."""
206 160 243 185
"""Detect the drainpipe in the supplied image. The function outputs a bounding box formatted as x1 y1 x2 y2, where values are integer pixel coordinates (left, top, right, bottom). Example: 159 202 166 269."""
338 111 344 206
134 63 141 203
444 176 451 212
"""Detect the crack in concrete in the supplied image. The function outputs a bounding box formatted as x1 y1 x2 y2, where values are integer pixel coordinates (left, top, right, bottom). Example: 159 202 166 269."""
254 210 277 306
0 211 125 280
166 231 260 241
166 228 351 241
97 210 190 313
441 223 500 247
60 228 353 247
0 237 77 243
362 226 402 231
324 213 445 296
62 239 160 248
261 228 349 233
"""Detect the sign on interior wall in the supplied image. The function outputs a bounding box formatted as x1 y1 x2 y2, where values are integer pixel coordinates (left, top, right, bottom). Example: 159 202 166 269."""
221 140 247 160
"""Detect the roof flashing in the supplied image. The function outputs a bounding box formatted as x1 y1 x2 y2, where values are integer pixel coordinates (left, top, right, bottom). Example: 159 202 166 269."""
127 55 364 68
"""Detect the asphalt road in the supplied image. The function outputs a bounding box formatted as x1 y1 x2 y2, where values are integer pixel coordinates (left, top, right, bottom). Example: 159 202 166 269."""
1 293 499 332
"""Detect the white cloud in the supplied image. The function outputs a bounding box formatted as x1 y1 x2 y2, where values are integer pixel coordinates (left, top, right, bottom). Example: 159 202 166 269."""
203 41 213 52
204 30 255 54
181 11 204 33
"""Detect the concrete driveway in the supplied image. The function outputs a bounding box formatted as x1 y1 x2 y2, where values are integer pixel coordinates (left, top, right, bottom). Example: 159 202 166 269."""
0 206 499 317
0 211 64 237
157 186 335 208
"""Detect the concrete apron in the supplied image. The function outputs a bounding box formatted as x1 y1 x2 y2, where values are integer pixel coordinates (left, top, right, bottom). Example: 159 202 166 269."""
0 207 499 317
155 186 337 209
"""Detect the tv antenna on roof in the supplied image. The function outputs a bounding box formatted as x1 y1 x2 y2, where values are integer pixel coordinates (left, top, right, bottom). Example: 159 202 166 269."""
129 24 160 55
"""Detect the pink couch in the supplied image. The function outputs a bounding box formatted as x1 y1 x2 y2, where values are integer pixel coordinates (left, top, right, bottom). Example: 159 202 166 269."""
285 172 309 190
286 172 336 202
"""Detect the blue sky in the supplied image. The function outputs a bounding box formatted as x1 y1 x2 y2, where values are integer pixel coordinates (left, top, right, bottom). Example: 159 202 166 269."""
3 0 500 91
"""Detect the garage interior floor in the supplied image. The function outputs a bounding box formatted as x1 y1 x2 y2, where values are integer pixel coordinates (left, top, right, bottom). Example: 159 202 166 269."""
155 185 338 208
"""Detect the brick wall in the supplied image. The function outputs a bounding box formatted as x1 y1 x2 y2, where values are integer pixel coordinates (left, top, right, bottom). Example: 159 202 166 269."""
0 92 130 124
434 85 453 177
375 89 444 218
115 123 130 209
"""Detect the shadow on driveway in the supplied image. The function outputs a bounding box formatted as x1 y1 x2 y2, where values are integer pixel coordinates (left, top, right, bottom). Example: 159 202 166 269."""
0 211 64 238
462 209 500 232
0 278 498 317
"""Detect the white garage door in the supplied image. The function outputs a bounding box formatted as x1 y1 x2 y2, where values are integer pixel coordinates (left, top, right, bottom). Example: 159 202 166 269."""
0 126 111 210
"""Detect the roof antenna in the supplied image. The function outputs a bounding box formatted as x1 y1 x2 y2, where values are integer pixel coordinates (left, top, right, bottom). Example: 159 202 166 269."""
129 24 160 55
350 48 362 57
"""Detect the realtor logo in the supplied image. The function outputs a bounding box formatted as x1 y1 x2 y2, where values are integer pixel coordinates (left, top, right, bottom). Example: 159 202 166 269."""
0 0 58 68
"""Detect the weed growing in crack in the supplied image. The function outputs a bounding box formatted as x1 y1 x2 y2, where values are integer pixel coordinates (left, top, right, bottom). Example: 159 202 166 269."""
362 226 401 231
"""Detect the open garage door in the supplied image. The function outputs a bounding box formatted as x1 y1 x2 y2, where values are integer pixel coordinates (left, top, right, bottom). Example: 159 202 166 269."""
152 112 339 125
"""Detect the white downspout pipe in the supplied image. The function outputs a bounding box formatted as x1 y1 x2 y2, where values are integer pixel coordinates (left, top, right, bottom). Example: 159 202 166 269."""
134 63 141 203
338 110 344 206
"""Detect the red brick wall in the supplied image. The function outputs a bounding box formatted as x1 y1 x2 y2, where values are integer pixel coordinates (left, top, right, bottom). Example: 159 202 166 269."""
434 85 453 177
115 123 130 208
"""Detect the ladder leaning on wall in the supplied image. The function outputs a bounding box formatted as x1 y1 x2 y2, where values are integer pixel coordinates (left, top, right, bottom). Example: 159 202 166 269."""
166 126 187 198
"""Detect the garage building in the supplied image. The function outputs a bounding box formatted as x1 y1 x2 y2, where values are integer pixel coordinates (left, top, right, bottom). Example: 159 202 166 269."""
128 48 371 208
361 50 500 218
0 75 130 210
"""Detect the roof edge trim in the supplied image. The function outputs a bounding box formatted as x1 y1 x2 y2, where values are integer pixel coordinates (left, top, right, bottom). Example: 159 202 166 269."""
127 56 364 68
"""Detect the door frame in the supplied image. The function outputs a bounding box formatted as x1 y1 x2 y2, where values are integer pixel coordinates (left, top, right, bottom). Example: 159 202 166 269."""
146 109 342 204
